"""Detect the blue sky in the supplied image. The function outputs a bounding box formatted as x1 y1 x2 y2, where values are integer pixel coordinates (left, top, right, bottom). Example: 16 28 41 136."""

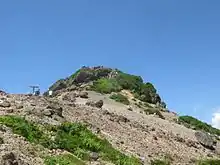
1 0 220 125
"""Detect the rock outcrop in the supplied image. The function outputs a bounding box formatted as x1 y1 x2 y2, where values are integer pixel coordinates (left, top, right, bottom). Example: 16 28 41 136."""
195 131 216 150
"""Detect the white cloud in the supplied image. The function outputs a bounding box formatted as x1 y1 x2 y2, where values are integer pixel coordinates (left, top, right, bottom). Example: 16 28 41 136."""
212 108 220 129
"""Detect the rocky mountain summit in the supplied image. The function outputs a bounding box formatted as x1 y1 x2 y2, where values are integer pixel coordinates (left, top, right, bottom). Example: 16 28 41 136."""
45 66 166 108
1 66 220 165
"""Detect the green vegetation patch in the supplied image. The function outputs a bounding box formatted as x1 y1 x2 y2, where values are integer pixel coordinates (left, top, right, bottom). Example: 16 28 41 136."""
54 122 140 164
90 70 162 104
196 159 220 165
0 115 50 144
91 78 122 94
0 115 141 165
45 154 85 165
150 159 170 165
115 71 143 92
179 116 220 136
110 93 130 105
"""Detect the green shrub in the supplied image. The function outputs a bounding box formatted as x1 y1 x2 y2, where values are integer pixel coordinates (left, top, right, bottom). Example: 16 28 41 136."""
45 154 85 165
197 159 220 165
179 116 220 136
151 159 170 165
0 116 48 143
115 71 143 92
54 122 140 165
110 94 130 105
141 82 157 94
91 78 121 94
133 82 159 104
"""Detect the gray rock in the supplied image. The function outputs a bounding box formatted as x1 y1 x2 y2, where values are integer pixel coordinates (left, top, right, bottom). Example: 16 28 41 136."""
94 100 103 108
42 109 52 117
89 152 99 161
15 104 23 109
0 101 11 108
86 100 103 108
6 109 13 113
52 114 66 122
68 85 77 91
116 115 130 123
195 131 215 150
1 152 18 165
62 93 76 102
0 125 12 133
46 103 63 117
127 106 133 111
79 91 88 98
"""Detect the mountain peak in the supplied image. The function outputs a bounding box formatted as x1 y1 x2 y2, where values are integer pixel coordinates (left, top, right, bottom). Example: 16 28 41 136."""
46 65 166 108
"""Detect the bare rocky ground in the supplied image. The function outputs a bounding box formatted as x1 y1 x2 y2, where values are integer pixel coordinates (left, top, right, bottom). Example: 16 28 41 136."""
0 90 219 165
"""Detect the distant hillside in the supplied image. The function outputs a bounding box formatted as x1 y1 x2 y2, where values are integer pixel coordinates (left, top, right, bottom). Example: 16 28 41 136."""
45 66 166 108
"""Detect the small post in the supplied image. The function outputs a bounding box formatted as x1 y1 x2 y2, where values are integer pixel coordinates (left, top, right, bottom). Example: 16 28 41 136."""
29 85 40 96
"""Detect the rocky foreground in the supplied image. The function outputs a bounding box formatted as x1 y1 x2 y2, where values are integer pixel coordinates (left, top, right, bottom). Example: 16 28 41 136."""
1 66 220 165
0 90 219 165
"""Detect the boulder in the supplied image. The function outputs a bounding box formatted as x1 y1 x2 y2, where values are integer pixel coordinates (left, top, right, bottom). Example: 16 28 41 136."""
89 152 99 161
78 91 88 98
86 100 103 108
1 152 19 165
0 101 11 108
195 131 215 150
42 109 52 117
127 106 133 111
68 85 77 91
94 100 103 108
62 93 76 102
52 114 66 122
15 104 23 109
46 103 63 117
186 139 198 148
116 115 130 123
151 93 161 104
6 109 13 113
